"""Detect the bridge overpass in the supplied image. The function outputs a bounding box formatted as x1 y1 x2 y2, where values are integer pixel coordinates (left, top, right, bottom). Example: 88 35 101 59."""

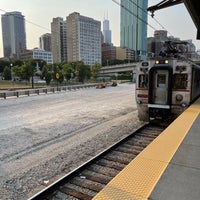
99 62 139 78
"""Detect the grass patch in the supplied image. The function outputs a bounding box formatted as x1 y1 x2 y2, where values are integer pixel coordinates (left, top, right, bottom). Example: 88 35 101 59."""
0 80 32 90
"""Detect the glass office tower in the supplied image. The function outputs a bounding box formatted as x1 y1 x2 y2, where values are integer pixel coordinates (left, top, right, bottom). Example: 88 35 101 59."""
1 11 26 58
120 0 148 60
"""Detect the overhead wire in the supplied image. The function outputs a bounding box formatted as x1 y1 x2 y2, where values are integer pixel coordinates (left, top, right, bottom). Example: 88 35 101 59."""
112 0 174 37
112 0 156 31
130 0 172 34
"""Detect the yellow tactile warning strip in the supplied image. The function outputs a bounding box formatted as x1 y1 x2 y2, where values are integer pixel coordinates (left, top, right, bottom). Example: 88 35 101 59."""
92 98 200 200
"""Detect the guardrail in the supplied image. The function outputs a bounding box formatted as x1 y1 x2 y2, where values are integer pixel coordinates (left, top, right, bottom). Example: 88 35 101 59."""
0 84 98 99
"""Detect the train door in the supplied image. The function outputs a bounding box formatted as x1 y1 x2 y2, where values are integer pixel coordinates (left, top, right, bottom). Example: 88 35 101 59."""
148 66 173 119
154 71 168 104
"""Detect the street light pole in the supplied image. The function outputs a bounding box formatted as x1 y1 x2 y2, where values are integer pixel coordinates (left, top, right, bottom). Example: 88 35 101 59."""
10 63 13 80
31 62 34 89
10 63 14 88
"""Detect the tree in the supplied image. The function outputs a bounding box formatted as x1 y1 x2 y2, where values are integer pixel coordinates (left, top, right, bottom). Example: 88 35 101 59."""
91 63 101 80
85 65 91 81
62 63 73 82
41 65 48 80
45 71 52 86
13 60 24 67
40 65 52 85
57 72 64 84
12 64 29 81
12 65 22 78
3 66 11 80
22 63 32 81
0 60 10 73
76 63 91 83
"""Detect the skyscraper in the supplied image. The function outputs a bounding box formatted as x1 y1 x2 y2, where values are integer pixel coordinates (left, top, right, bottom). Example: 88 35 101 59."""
51 17 67 63
120 0 148 60
1 11 26 59
67 12 101 65
103 18 111 44
39 33 52 52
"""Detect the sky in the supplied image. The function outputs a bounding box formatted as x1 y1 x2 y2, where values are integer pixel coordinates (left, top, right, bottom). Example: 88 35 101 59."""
0 0 199 58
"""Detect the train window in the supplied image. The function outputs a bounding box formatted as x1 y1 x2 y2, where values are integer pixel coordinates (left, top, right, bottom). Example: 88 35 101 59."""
139 74 148 88
157 74 166 88
173 74 188 89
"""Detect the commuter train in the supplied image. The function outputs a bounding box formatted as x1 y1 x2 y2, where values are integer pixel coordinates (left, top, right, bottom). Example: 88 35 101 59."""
135 51 200 121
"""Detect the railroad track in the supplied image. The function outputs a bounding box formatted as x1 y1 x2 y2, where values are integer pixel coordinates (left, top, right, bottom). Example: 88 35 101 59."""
28 123 167 200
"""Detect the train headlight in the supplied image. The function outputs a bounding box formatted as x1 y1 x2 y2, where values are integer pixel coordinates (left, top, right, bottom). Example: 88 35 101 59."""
165 60 169 64
176 94 183 101
155 60 169 64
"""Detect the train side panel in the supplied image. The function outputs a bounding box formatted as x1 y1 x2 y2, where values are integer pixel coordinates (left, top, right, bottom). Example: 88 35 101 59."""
191 66 200 101
135 62 149 121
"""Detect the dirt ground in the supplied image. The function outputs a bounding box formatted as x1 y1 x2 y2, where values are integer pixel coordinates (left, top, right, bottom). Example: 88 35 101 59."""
0 83 143 199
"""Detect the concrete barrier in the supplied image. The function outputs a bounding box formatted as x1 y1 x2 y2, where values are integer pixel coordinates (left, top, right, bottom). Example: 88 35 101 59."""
0 84 98 99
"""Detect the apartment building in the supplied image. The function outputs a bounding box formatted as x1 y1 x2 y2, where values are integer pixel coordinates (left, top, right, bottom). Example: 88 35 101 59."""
66 12 101 65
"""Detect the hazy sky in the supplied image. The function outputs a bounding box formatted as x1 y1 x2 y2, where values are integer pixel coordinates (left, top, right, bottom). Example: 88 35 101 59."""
0 0 199 58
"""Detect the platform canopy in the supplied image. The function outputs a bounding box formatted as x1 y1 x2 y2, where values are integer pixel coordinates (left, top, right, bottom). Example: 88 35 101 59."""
183 0 200 39
148 0 200 39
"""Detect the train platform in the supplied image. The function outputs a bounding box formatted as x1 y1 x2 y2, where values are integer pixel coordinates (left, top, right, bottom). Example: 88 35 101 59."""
92 98 200 200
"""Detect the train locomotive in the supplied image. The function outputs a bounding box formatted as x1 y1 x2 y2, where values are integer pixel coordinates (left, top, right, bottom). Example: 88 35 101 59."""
136 42 200 121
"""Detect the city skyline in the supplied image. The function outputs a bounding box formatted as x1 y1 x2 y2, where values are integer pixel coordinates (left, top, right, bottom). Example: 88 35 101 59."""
0 0 200 58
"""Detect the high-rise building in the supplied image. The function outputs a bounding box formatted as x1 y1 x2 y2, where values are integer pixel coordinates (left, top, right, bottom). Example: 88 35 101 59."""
66 12 101 65
39 33 52 52
120 0 148 60
116 47 134 61
1 11 26 59
103 18 111 44
102 43 116 64
51 17 67 63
